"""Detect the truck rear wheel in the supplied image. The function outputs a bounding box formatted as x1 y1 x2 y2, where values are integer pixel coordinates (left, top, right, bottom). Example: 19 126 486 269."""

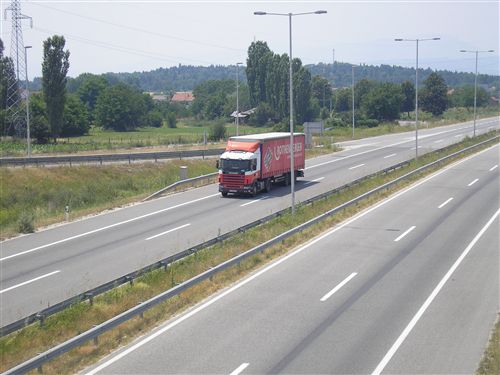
284 173 290 186
264 178 272 193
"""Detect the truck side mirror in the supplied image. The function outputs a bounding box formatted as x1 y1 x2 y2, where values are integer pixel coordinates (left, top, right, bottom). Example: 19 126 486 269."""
216 160 220 169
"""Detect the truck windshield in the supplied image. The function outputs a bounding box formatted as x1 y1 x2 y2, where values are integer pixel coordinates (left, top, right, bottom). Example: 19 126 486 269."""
220 159 251 173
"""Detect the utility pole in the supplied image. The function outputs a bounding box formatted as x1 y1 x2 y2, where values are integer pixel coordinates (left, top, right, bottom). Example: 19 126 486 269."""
4 0 32 137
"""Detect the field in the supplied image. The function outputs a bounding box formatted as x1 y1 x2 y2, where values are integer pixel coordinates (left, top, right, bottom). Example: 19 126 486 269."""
1 107 498 157
0 121 273 156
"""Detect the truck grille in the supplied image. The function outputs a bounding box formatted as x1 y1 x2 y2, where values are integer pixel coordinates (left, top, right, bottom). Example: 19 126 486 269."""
221 174 245 188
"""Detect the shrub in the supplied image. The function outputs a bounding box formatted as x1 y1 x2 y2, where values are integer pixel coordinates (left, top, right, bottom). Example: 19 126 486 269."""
166 112 177 128
17 211 35 233
357 119 379 128
209 121 226 141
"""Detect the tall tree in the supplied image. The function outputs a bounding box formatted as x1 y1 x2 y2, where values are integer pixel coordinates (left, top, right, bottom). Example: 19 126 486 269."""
311 75 332 108
293 58 313 124
334 88 351 112
94 83 147 131
362 82 404 121
401 80 415 118
246 41 272 107
449 85 489 110
76 74 108 121
42 35 70 141
354 79 376 109
61 94 90 136
420 72 448 116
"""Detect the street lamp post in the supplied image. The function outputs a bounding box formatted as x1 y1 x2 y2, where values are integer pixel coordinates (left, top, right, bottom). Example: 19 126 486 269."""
254 10 327 215
236 62 243 136
460 49 494 137
24 45 32 157
351 65 357 139
395 37 440 160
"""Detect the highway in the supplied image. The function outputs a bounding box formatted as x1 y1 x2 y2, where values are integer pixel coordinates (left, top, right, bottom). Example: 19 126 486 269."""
0 117 498 328
85 142 499 374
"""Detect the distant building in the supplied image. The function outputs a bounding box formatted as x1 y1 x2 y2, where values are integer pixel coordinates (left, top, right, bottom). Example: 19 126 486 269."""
146 92 169 102
171 91 195 103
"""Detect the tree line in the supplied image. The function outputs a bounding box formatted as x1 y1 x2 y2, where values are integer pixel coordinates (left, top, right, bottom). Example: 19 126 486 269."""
1 36 496 144
1 36 182 143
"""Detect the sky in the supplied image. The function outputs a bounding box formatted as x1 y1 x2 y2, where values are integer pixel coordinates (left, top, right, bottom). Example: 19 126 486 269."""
1 0 499 79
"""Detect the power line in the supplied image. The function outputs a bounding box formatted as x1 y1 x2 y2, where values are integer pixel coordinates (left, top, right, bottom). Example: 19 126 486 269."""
32 2 246 53
33 26 217 65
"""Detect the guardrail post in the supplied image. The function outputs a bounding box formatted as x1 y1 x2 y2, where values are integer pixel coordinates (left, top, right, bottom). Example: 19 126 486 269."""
36 313 45 328
85 292 94 306
128 155 131 164
37 363 43 373
93 329 99 346
126 276 134 286
160 260 168 271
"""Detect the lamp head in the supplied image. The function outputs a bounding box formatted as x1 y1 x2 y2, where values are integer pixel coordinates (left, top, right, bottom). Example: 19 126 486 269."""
254 11 266 15
394 38 403 41
315 10 327 14
460 50 467 52
432 37 440 40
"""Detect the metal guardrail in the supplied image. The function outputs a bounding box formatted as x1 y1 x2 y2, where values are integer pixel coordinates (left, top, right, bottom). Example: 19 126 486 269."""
1 159 408 338
3 135 498 375
0 149 225 167
142 172 218 201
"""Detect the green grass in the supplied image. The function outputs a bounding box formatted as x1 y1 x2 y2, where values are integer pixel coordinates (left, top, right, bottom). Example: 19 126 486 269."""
324 107 498 143
1 131 497 375
0 147 333 239
0 121 274 156
477 315 500 375
0 160 217 239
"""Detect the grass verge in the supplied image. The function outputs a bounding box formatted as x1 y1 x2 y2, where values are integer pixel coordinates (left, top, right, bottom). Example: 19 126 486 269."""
0 132 498 374
476 315 500 375
0 147 336 240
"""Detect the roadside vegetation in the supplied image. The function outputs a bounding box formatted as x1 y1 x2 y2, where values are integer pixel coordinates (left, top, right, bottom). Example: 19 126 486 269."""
476 315 500 375
0 147 335 239
0 160 216 239
1 131 497 374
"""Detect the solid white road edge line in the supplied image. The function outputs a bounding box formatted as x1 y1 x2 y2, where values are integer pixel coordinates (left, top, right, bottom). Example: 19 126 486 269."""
349 164 365 170
0 193 220 262
384 153 397 159
320 272 358 302
371 207 500 375
0 270 61 294
145 224 191 241
489 165 498 171
438 197 454 209
229 363 250 375
394 226 416 242
83 145 498 375
468 178 479 186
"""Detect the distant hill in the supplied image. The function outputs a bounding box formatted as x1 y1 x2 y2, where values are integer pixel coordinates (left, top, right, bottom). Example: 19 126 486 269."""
30 62 499 93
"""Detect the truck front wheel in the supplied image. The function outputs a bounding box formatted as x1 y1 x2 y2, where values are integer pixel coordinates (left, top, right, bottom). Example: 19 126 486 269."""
251 184 258 197
221 191 228 197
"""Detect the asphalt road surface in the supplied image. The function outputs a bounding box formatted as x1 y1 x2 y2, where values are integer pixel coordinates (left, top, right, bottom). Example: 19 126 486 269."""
1 117 498 327
85 143 499 375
